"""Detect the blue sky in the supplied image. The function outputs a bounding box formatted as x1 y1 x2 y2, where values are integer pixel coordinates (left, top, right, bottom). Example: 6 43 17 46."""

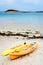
0 0 43 11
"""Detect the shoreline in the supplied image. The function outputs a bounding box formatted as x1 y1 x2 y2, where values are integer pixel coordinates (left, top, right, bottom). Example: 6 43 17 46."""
0 24 43 39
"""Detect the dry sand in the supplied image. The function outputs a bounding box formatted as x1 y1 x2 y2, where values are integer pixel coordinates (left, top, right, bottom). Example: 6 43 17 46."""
0 36 43 65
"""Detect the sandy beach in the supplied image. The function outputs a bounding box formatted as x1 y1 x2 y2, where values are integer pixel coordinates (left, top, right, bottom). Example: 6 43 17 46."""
0 25 43 65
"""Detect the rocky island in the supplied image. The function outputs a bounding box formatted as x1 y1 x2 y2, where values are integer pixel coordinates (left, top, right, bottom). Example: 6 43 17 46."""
5 9 20 12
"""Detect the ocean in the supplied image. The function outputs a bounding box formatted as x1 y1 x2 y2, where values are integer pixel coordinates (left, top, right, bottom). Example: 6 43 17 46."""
0 12 43 25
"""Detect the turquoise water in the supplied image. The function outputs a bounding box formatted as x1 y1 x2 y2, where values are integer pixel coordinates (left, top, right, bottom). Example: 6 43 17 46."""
0 12 43 25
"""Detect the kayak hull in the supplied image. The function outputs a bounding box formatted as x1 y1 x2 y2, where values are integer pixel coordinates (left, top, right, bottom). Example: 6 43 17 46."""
9 55 20 60
9 43 38 60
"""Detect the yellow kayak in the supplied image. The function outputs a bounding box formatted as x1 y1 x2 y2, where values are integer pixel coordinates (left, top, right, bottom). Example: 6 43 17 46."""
9 42 38 60
1 42 31 56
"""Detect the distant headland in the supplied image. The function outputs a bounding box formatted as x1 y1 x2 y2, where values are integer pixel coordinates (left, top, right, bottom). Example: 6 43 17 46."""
5 9 43 13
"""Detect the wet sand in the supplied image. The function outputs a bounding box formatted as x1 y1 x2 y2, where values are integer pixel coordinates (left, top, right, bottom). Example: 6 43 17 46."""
0 36 43 65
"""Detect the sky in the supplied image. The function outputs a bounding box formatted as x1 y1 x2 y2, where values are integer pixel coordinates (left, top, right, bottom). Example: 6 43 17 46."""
0 0 43 11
